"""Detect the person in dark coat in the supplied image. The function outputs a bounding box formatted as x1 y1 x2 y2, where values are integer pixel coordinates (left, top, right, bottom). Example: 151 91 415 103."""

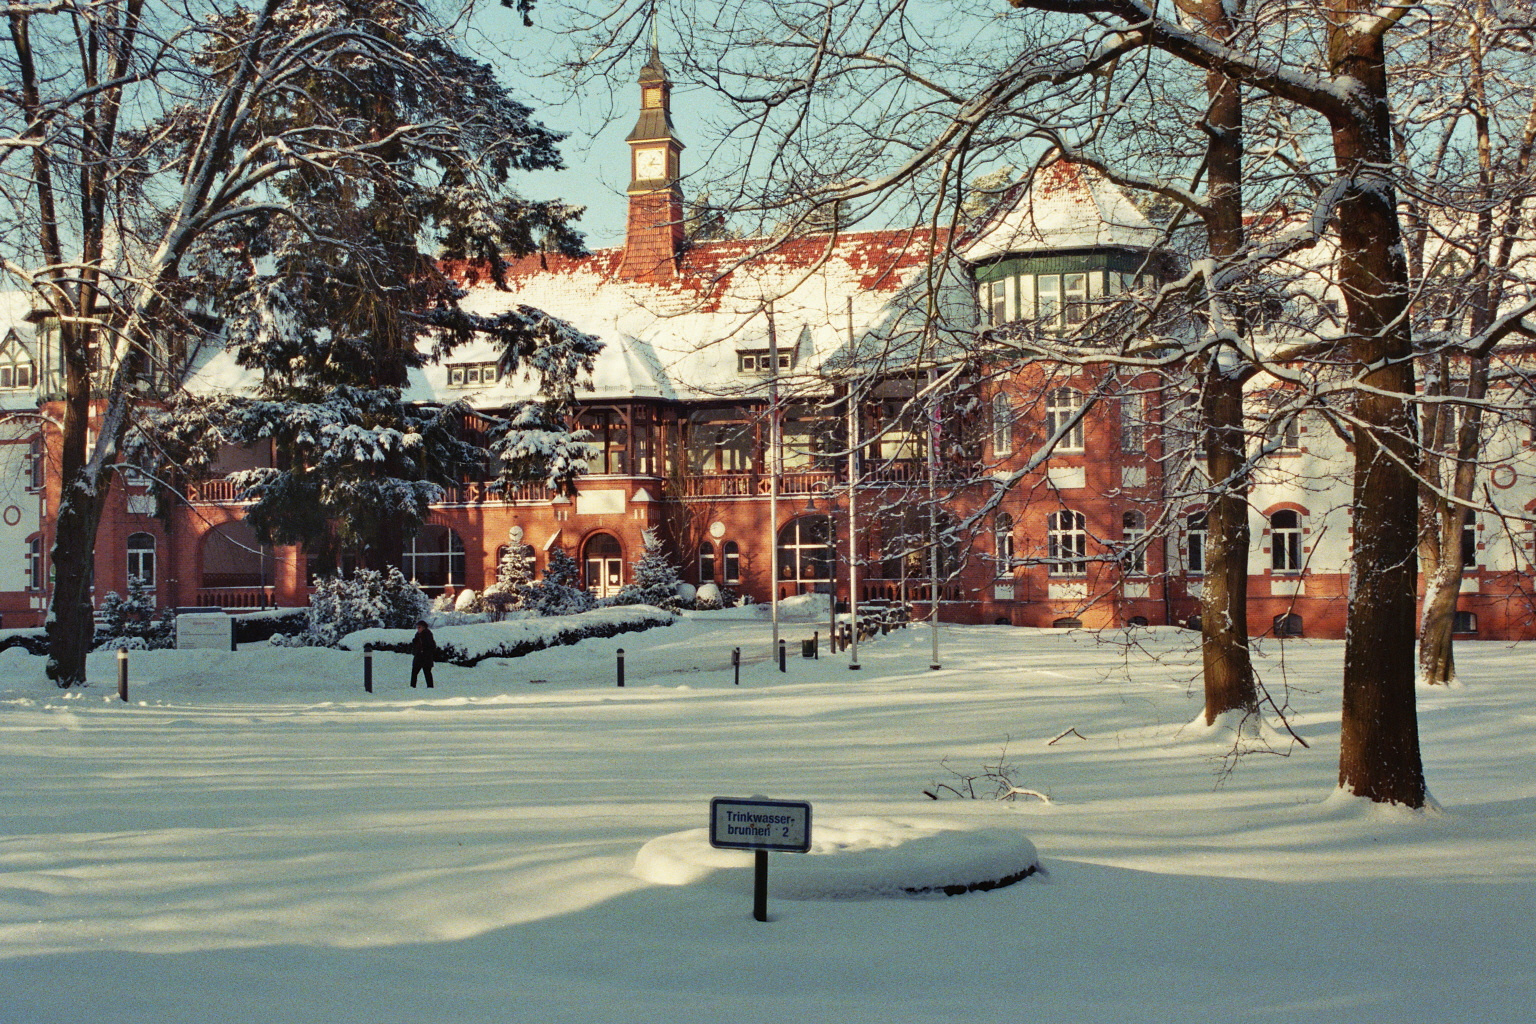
410 620 436 689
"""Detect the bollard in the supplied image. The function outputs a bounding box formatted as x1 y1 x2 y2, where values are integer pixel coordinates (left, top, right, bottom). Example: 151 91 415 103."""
778 638 786 673
813 631 819 660
363 644 373 694
617 648 625 688
117 647 128 703
732 646 741 686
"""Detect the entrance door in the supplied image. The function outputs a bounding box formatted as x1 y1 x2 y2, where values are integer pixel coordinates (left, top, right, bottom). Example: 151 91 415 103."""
584 534 624 598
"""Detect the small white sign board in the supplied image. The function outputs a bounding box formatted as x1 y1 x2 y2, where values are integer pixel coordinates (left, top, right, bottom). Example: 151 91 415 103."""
176 610 233 651
709 797 812 853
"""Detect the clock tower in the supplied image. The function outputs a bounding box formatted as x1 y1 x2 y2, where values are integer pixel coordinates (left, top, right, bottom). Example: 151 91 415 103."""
619 43 685 282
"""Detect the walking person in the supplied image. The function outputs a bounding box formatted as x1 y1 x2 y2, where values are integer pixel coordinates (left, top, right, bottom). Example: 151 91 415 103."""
410 620 436 689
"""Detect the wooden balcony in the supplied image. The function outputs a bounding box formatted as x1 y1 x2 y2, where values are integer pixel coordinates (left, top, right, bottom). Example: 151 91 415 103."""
675 470 838 498
437 480 559 505
184 478 247 504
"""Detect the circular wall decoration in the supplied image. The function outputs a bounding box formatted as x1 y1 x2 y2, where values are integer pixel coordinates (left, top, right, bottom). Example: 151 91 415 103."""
1491 464 1518 489
2 505 20 526
709 520 726 539
509 525 525 543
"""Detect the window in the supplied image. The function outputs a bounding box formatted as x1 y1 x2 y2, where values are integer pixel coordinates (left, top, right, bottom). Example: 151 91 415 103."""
722 541 740 584
778 516 832 581
991 393 1014 454
1047 510 1087 576
698 541 716 583
28 434 44 491
1121 511 1146 575
0 332 35 389
1186 512 1207 574
447 362 500 388
1274 613 1304 638
126 533 155 590
737 349 795 374
1271 414 1300 452
1270 510 1302 573
984 280 1008 325
1120 395 1144 452
1461 518 1478 569
1453 610 1478 634
1062 273 1089 325
402 525 465 592
1047 388 1084 451
994 513 1015 575
1037 274 1060 324
25 534 43 591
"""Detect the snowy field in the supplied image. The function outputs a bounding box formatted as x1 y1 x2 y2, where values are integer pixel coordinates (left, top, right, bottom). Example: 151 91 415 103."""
1 613 1533 1023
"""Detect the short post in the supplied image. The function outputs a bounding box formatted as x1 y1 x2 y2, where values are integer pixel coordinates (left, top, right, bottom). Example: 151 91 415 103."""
363 644 373 694
778 638 786 673
732 646 741 686
753 849 769 922
813 630 819 660
616 648 625 688
117 647 128 703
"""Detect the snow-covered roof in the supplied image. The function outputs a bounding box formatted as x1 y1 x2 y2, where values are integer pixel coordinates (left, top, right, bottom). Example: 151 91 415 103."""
962 161 1164 262
409 229 976 408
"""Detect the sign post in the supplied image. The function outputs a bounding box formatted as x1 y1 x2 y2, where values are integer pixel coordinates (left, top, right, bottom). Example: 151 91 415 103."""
709 796 812 922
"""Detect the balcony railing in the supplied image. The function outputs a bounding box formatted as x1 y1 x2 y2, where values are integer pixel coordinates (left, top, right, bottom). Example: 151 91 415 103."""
197 586 271 609
438 480 559 504
184 479 247 504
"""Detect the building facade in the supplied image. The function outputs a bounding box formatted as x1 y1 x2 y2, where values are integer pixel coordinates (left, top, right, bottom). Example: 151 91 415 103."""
3 52 1533 641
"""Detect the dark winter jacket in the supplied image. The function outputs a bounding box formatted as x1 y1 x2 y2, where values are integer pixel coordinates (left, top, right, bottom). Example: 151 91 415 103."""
411 628 436 664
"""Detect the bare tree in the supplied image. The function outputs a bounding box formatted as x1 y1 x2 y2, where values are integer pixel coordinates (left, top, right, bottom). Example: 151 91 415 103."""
2 0 588 686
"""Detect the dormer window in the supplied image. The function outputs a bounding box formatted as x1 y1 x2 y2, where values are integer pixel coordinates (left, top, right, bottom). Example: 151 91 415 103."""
447 361 501 388
737 350 794 374
0 332 35 389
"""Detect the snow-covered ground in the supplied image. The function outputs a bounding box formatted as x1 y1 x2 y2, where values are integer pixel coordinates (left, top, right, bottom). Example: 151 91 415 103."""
1 614 1532 1023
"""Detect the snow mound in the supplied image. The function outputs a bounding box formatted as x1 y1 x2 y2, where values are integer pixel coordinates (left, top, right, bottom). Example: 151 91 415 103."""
633 816 1039 899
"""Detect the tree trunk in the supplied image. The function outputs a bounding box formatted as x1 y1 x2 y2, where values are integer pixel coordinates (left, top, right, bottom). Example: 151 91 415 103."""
1184 0 1258 724
1201 369 1257 722
45 321 108 688
1330 23 1426 807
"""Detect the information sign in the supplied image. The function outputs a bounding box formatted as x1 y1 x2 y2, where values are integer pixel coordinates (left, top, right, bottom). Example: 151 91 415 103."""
709 796 812 854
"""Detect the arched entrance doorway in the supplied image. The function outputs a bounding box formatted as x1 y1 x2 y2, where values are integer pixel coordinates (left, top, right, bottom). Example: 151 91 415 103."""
584 533 624 599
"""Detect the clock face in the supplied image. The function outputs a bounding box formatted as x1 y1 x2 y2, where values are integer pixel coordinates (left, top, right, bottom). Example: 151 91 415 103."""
635 147 666 180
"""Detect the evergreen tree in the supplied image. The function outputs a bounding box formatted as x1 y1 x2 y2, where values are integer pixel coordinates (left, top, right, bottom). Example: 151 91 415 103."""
521 548 594 616
484 541 535 615
614 531 683 609
155 0 600 570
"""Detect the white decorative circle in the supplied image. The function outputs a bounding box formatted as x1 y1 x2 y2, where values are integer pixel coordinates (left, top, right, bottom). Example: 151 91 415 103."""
508 525 525 543
709 521 726 539
1491 464 1518 489
2 505 19 526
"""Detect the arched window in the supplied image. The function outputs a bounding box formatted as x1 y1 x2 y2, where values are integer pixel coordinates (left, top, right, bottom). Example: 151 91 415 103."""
1047 510 1087 576
1274 612 1304 638
778 516 832 581
402 525 465 592
1046 388 1084 451
1186 512 1207 575
991 393 1014 454
126 532 155 591
583 533 624 597
722 541 740 584
1270 510 1302 573
994 513 1015 575
1121 511 1146 575
698 541 716 583
1453 610 1478 634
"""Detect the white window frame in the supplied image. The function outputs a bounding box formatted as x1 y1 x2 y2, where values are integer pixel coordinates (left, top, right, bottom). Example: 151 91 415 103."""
1270 510 1302 573
1047 510 1088 577
1047 388 1085 452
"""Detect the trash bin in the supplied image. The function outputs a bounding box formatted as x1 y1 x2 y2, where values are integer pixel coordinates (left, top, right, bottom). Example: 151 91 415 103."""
801 638 817 658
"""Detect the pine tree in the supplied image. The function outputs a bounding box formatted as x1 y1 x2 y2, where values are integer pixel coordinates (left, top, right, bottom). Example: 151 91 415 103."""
484 541 535 616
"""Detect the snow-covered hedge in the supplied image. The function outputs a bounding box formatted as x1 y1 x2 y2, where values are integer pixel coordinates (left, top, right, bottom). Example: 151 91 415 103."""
337 605 675 666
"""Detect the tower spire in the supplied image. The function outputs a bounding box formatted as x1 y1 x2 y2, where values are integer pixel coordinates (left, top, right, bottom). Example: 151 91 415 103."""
619 28 685 283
